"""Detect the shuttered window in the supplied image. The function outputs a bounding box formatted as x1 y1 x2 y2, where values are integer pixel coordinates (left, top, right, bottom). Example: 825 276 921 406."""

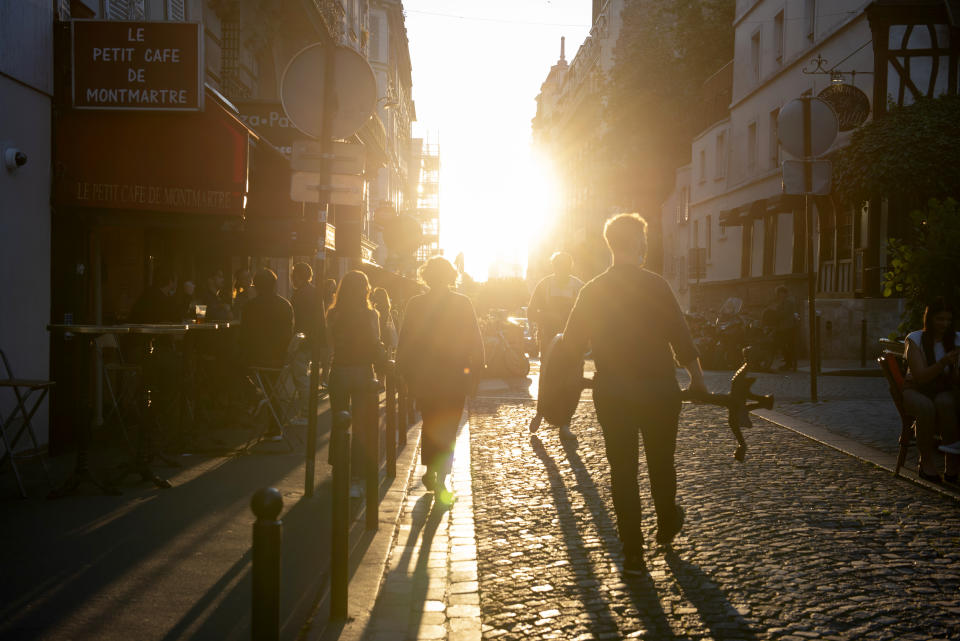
167 0 186 21
104 0 144 19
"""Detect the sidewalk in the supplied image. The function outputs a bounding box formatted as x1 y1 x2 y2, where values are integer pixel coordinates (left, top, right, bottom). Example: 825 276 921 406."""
0 400 425 641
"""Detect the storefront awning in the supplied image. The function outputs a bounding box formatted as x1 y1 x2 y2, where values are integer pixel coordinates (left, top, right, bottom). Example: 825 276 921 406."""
55 88 259 217
719 194 801 227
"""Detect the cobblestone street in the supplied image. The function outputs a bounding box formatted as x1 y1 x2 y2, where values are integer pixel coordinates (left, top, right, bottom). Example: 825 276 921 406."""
468 396 960 641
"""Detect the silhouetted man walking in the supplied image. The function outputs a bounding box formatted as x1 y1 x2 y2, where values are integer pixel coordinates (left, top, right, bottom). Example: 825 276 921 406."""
561 213 707 575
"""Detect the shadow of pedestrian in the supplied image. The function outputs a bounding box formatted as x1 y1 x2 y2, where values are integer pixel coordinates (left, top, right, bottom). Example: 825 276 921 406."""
664 551 761 641
356 493 447 640
552 436 678 638
530 434 674 638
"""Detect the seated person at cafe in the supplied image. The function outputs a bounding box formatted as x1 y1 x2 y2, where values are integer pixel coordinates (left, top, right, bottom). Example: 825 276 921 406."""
197 268 233 321
241 268 294 368
904 296 960 483
129 266 181 324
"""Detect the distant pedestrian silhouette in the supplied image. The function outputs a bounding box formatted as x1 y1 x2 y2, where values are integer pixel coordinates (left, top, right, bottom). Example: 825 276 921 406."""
397 257 484 502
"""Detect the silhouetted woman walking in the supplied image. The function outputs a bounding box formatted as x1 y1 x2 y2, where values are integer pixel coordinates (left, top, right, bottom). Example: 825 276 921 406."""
397 257 484 501
327 270 384 494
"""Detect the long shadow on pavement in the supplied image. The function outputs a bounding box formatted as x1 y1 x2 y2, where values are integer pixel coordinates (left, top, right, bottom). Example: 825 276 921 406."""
531 434 671 638
664 551 760 641
559 427 761 640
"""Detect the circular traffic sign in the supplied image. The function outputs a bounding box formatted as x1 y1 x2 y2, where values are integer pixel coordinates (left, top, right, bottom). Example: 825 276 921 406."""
777 97 839 158
280 43 377 140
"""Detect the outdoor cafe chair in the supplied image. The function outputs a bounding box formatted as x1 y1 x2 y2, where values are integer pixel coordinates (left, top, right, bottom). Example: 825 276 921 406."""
0 349 54 497
876 341 938 478
247 333 305 450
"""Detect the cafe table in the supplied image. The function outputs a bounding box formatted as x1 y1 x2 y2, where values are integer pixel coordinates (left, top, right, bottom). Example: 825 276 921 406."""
112 324 190 489
45 324 130 497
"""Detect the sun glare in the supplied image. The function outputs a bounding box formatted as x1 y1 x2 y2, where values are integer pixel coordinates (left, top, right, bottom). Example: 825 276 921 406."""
439 146 560 282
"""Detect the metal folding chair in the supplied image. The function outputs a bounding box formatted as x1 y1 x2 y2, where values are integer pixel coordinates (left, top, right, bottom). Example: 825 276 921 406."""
248 333 305 449
0 349 54 497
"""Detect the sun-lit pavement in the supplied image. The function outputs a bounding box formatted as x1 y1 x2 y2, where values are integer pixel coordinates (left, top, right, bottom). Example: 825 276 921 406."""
363 360 960 640
469 399 960 641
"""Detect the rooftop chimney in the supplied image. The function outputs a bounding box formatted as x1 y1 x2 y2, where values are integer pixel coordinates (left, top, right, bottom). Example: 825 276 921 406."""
560 36 566 62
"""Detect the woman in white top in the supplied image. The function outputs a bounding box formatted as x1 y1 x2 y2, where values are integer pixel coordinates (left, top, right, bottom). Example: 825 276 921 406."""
903 297 960 483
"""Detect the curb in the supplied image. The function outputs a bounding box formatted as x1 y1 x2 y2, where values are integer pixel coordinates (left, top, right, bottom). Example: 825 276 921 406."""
754 409 960 503
304 421 424 641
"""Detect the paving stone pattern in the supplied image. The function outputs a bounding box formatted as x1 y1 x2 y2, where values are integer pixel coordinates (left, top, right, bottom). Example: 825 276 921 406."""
468 397 960 641
698 370 902 455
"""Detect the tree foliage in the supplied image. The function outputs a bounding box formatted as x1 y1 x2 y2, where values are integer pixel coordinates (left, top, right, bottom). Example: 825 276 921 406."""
603 0 734 211
883 198 960 334
833 95 960 207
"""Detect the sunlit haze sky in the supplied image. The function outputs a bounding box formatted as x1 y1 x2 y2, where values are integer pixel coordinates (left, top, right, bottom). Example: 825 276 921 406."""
404 0 591 281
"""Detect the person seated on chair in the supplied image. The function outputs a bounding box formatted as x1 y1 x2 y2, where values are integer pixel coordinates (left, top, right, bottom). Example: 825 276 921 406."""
903 296 960 483
241 268 294 369
197 268 233 321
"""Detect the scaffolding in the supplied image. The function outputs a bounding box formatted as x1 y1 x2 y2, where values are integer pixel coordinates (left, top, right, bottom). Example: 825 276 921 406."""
415 138 441 263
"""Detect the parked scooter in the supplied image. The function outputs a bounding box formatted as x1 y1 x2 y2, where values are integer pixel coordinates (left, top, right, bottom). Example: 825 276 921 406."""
481 310 531 378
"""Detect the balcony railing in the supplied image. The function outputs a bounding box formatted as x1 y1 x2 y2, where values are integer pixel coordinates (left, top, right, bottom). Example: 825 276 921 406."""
313 0 345 40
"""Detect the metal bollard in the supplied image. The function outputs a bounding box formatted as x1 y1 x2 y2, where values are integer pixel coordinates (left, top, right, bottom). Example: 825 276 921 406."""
251 487 283 641
364 381 379 531
860 318 867 368
305 353 320 497
385 367 397 479
330 410 351 621
815 314 822 375
397 378 408 447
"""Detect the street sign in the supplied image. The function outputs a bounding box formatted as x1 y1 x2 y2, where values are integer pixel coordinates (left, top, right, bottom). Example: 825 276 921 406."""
280 43 377 140
290 171 363 206
777 97 838 158
291 140 365 175
782 160 832 195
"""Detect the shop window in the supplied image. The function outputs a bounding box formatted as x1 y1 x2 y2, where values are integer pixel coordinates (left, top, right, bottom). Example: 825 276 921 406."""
763 213 777 275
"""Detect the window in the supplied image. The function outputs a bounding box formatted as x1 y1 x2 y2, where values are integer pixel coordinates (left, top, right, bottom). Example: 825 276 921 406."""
805 0 816 41
774 10 784 63
706 215 712 260
369 14 382 62
715 132 726 178
699 149 707 182
747 122 758 171
166 0 186 20
769 108 780 168
676 186 690 224
693 219 700 250
750 29 761 83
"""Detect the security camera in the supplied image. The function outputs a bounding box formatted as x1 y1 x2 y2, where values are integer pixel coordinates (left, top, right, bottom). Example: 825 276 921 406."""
4 148 28 171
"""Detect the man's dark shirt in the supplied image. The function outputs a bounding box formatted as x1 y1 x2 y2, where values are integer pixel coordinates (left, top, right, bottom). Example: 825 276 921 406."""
241 293 294 367
563 264 698 382
129 286 180 323
291 283 328 354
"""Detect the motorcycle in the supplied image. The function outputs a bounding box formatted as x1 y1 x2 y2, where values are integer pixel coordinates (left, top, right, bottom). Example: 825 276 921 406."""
481 310 531 378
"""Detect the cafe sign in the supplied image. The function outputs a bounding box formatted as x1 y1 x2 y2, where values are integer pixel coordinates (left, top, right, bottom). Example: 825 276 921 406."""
72 20 203 111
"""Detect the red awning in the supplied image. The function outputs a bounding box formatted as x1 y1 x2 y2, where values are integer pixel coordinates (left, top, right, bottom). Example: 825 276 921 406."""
54 88 251 216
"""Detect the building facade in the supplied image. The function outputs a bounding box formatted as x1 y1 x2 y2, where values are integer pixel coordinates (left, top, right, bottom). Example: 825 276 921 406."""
0 0 55 444
531 0 625 281
1 0 416 451
661 0 957 358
